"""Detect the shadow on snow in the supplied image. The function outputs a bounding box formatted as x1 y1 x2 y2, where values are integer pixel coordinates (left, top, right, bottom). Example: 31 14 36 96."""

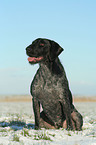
0 121 35 130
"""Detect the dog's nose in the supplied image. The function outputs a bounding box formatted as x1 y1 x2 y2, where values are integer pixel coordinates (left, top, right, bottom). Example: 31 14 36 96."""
26 46 28 50
26 43 33 51
26 46 31 52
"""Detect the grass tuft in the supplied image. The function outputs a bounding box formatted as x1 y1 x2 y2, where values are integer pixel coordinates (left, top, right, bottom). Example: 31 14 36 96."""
21 129 31 137
34 131 52 141
12 134 20 142
67 132 71 136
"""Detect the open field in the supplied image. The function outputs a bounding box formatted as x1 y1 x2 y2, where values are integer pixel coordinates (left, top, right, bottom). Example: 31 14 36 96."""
0 95 96 102
0 95 96 145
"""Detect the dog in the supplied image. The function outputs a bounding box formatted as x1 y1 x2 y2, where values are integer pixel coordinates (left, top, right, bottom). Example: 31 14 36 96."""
26 38 83 130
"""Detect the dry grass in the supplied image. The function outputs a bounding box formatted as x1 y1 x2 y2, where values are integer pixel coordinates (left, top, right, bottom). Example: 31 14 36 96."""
74 97 96 102
0 95 31 102
0 95 96 102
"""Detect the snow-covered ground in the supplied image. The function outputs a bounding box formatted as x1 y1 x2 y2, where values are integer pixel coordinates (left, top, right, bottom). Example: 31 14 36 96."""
0 101 96 145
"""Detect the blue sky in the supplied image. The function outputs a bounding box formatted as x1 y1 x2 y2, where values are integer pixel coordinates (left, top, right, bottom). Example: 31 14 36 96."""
0 0 96 96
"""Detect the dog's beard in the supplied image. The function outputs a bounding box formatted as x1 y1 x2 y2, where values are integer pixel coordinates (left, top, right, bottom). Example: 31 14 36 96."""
28 56 43 64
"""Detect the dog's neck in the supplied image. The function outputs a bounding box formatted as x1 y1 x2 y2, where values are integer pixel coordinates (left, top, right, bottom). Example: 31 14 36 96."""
40 57 64 76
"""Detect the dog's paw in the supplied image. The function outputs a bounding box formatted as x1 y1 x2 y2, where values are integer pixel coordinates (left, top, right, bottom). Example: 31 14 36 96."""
35 125 41 130
66 124 73 130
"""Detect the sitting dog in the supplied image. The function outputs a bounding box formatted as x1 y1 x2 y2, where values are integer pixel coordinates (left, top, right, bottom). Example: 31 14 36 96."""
26 38 83 130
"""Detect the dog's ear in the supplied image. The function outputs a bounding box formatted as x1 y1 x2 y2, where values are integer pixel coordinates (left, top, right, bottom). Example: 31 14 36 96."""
49 40 64 61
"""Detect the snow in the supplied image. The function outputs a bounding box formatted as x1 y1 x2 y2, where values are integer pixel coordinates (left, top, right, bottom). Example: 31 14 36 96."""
0 101 96 145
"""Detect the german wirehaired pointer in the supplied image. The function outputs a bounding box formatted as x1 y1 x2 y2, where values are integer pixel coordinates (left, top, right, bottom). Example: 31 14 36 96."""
26 38 83 130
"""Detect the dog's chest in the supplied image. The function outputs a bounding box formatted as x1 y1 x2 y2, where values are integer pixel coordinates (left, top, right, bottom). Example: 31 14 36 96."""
31 66 62 100
31 66 64 123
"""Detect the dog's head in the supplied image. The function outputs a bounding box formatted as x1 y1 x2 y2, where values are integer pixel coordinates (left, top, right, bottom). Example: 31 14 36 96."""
26 38 63 64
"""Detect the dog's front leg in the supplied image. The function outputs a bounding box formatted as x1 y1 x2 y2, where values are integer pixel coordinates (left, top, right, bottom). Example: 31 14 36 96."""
32 97 40 129
61 98 73 130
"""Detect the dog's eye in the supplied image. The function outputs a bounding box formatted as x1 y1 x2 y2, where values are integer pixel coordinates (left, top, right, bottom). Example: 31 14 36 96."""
40 43 45 47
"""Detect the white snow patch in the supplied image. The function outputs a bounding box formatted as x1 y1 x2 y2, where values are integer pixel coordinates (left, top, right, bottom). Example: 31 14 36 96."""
0 102 96 145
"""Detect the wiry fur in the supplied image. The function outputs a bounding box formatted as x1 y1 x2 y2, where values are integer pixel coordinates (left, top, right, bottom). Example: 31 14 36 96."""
26 38 83 130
